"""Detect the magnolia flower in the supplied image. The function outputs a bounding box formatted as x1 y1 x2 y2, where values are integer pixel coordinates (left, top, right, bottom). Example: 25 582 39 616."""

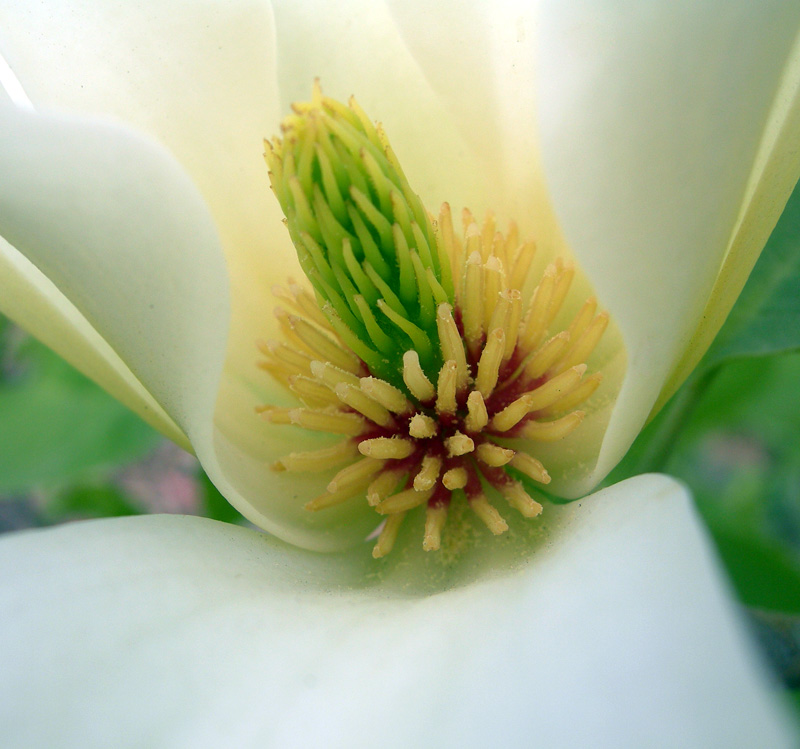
1 0 800 745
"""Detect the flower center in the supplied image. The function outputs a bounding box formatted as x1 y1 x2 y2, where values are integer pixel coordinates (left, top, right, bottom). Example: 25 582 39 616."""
257 84 606 557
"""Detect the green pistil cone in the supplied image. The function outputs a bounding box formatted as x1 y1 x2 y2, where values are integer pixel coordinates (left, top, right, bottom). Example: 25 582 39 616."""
265 84 453 387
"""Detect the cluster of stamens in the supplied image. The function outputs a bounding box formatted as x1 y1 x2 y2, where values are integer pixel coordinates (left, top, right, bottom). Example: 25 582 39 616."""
258 206 607 558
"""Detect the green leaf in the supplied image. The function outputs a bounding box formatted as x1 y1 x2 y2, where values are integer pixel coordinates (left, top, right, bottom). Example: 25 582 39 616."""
45 484 143 520
712 530 800 614
0 326 161 492
199 472 247 524
703 179 800 367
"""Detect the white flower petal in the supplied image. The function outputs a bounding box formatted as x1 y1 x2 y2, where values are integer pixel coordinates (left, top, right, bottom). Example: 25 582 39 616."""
0 102 375 549
534 4 800 494
0 235 188 448
271 0 502 216
0 475 794 747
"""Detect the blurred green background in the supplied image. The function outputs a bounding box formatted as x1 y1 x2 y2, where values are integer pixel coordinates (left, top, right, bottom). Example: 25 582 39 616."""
2 180 800 702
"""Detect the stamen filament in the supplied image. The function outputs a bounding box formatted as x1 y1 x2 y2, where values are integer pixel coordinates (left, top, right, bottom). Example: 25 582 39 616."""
290 408 367 436
335 383 396 427
509 453 551 484
523 331 571 380
403 350 436 402
550 312 609 376
414 455 443 491
408 412 439 439
519 267 555 350
289 375 341 406
499 481 544 518
289 315 361 373
376 486 435 514
470 495 508 535
367 468 406 506
372 512 406 558
445 432 474 457
358 437 416 460
490 365 586 432
475 328 505 398
359 376 414 415
423 505 448 551
437 304 469 392
476 441 515 467
517 411 586 441
538 374 603 417
442 466 468 490
310 360 361 389
436 360 458 416
464 391 489 433
328 457 387 493
273 440 359 472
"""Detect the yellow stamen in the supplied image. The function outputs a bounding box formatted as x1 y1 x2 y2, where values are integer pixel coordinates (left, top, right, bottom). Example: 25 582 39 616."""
442 466 468 490
376 486 434 514
290 408 367 436
367 468 406 506
517 411 586 441
259 406 293 425
289 375 340 407
335 383 396 428
358 437 416 460
445 432 474 457
546 261 575 327
519 266 556 350
499 482 544 518
475 328 505 398
413 455 443 491
359 376 413 415
372 512 406 558
476 441 515 467
423 505 448 551
328 457 387 493
288 315 361 373
503 289 523 361
483 255 506 326
509 453 551 484
490 365 586 432
436 304 469 391
306 472 374 511
273 440 359 472
538 373 603 417
402 350 436 402
464 390 489 433
408 412 438 439
436 360 458 416
508 239 536 292
470 494 508 535
310 360 361 389
550 312 610 376
523 331 571 380
565 296 598 341
264 339 314 372
462 249 484 356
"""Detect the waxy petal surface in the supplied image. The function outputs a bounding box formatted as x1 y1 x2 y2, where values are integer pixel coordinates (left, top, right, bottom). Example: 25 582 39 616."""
0 476 794 747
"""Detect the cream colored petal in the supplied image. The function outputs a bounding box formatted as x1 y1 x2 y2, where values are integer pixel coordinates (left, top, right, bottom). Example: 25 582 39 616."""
271 0 500 216
655 29 800 413
0 236 189 449
0 102 378 549
0 475 795 747
0 2 375 546
0 0 302 482
533 3 800 495
0 106 227 444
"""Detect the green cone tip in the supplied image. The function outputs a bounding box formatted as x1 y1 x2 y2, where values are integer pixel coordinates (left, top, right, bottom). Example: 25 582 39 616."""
264 81 454 385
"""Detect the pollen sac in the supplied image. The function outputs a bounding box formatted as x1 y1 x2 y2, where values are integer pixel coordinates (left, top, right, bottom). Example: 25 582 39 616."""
264 82 453 386
259 87 609 560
